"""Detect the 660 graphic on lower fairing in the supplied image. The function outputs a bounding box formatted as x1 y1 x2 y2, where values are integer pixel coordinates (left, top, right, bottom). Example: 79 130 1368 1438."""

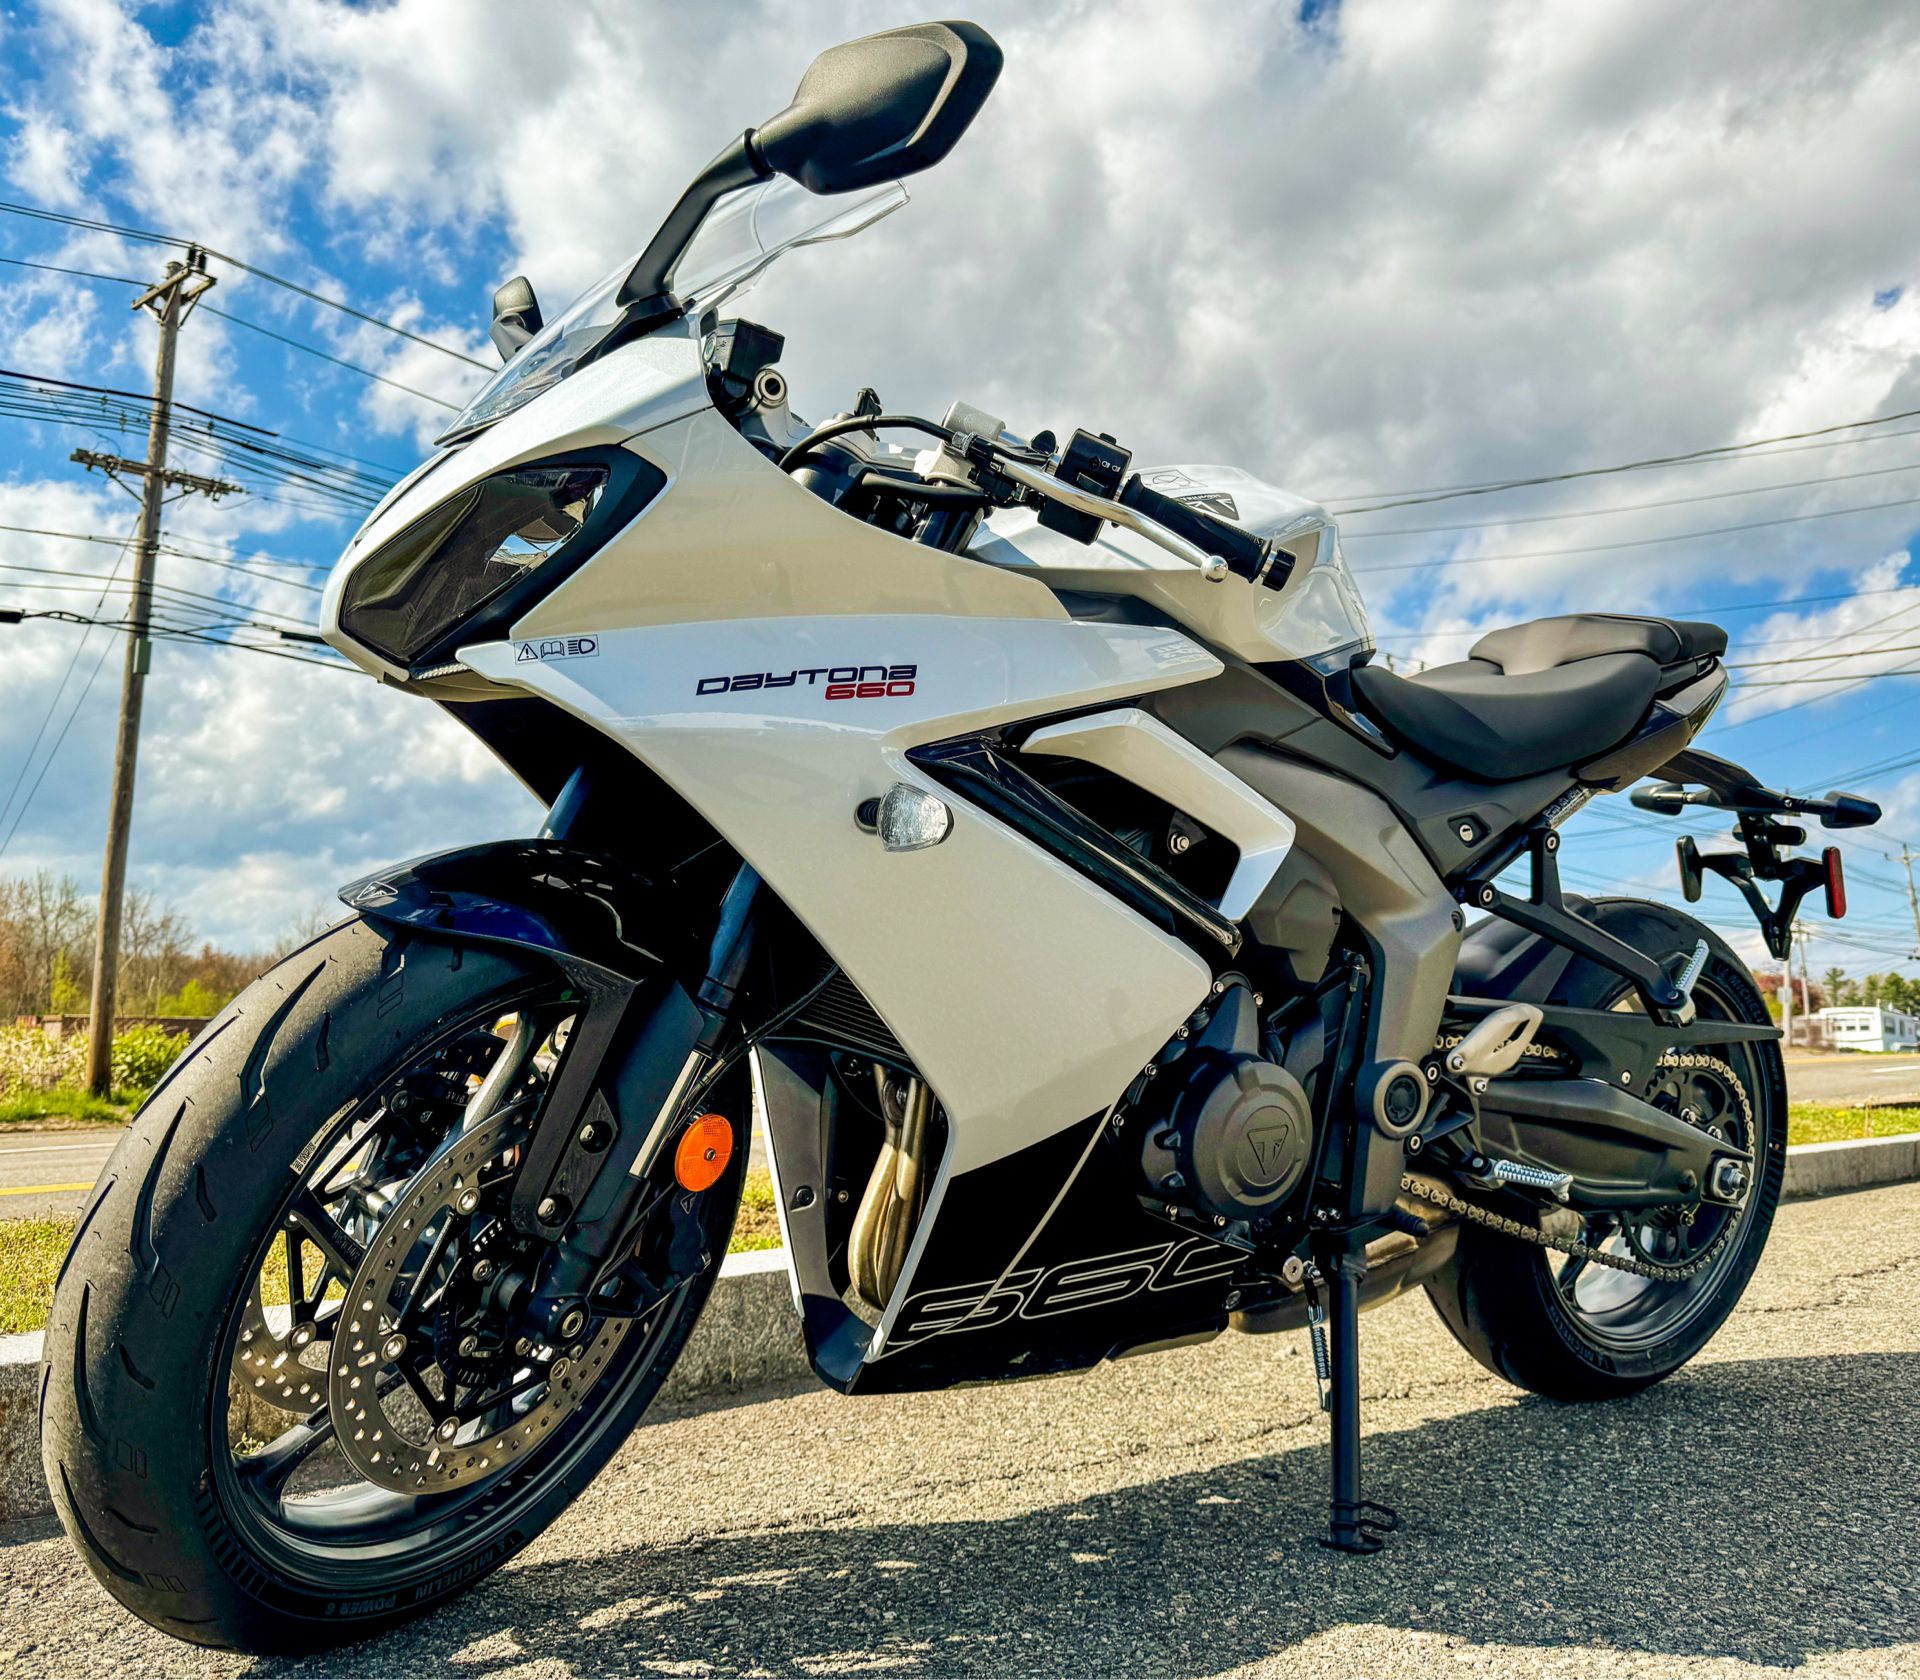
41 17 1874 1656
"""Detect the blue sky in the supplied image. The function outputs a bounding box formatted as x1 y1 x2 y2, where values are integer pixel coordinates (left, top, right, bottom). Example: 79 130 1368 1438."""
0 0 1918 984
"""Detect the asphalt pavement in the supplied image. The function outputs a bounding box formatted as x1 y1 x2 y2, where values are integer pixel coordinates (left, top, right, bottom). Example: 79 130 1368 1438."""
3 1180 1917 1678
0 1132 120 1220
1784 1050 1920 1108
0 1127 773 1220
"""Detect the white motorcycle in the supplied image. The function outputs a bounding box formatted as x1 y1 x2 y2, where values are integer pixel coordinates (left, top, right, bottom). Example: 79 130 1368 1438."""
43 20 1876 1653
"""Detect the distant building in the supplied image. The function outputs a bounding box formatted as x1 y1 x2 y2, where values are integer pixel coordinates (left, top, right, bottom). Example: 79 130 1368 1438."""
1816 1005 1920 1053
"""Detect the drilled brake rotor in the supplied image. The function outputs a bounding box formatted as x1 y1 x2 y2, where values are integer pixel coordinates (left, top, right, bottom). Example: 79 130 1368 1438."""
327 1110 628 1492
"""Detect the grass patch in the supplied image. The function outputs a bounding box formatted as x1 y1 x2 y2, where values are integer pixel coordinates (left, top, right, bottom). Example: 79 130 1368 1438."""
732 1167 783 1252
1787 1103 1920 1147
0 1166 788 1337
0 1217 72 1335
0 1086 138 1130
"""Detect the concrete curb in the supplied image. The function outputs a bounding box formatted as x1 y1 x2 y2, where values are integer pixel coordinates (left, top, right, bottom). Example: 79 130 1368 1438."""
1780 1133 1920 1200
2 1136 1913 1527
0 1249 809 1527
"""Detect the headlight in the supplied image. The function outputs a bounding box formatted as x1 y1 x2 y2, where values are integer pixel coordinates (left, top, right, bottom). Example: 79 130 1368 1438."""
337 450 664 670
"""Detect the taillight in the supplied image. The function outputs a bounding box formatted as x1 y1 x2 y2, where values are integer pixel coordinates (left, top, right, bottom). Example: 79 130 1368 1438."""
1824 846 1846 918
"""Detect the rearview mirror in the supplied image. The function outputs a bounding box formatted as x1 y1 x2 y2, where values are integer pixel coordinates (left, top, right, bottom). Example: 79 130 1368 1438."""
752 20 1001 196
489 275 544 362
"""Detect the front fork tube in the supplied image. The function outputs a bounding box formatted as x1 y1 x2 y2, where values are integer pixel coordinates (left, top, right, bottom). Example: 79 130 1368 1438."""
523 864 762 1334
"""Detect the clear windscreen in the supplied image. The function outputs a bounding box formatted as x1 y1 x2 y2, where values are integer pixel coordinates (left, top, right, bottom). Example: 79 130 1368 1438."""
1132 466 1374 672
441 176 908 443
671 176 907 311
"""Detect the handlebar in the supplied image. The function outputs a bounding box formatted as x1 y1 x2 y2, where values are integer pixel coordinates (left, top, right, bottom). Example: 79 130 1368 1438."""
989 457 1229 581
774 409 1296 591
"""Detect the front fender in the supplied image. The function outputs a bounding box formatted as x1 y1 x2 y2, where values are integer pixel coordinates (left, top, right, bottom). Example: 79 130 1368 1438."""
340 839 714 1240
338 838 690 984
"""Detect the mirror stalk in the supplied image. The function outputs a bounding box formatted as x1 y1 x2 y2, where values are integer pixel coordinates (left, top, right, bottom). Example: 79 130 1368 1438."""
616 132 771 318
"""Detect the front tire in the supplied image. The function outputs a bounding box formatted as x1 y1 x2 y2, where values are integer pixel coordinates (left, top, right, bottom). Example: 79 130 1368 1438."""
41 916 739 1652
1424 897 1787 1401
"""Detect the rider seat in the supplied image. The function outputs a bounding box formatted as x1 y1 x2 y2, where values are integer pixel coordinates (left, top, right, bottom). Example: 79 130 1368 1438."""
1349 613 1727 782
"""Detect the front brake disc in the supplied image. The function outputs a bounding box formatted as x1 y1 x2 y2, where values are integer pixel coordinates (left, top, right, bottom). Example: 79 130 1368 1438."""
234 1282 331 1416
327 1110 628 1492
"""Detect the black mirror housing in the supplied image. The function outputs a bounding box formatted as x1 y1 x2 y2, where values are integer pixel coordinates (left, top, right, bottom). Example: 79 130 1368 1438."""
490 275 544 362
752 20 1001 196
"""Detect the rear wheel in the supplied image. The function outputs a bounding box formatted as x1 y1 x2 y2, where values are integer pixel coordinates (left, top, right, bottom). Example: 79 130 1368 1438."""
1424 898 1786 1400
41 916 741 1652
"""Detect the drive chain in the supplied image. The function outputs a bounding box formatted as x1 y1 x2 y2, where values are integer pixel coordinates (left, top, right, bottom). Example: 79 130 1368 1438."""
1400 1050 1754 1283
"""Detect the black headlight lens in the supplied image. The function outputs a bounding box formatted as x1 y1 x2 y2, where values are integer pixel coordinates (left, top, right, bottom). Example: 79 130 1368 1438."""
339 464 611 668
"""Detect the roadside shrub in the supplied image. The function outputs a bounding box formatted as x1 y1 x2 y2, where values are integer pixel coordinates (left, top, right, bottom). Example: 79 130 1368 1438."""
109 1023 191 1095
0 1024 84 1095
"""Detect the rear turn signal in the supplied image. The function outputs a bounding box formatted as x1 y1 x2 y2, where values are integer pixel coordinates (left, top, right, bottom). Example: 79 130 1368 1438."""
674 1113 734 1192
1824 846 1846 919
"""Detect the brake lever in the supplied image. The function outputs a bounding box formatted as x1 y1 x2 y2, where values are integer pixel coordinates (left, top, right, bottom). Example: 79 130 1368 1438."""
986 452 1232 580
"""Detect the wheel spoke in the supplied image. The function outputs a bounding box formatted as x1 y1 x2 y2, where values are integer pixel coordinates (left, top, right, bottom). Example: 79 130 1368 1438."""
236 1410 336 1501
287 1189 367 1279
396 1351 454 1425
1557 1253 1590 1301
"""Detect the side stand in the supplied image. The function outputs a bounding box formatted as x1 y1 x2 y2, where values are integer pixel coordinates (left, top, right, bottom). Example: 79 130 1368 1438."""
1318 1249 1398 1554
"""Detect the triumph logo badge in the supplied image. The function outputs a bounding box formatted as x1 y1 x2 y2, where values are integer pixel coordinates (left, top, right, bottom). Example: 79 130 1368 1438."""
515 636 599 663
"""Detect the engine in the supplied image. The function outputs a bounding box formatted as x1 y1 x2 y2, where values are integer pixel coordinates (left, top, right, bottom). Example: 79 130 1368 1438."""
1135 978 1315 1224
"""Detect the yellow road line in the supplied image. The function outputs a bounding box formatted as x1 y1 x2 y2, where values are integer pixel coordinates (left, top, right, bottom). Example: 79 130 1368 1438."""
0 1182 93 1197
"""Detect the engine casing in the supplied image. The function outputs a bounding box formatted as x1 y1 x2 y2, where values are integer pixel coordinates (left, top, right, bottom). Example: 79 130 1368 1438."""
1135 980 1315 1222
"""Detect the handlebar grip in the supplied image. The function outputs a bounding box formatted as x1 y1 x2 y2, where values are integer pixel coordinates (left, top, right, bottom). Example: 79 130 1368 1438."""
1117 476 1294 589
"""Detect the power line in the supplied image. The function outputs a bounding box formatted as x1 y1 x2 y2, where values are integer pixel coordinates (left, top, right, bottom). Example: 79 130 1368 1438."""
1325 405 1920 514
1340 457 1920 539
200 304 464 412
0 200 491 370
1372 583 1920 644
0 254 143 287
1348 493 1920 577
1730 661 1920 690
0 560 316 626
0 531 134 862
0 367 403 483
2 251 470 414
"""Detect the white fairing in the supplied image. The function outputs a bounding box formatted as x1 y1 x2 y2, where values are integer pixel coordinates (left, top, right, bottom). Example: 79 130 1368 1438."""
1022 707 1296 921
322 325 1321 1354
462 615 1218 1173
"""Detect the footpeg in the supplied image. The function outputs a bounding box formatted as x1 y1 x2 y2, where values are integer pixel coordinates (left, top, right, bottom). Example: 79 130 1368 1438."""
1467 1156 1573 1203
1307 1293 1331 1413
1669 938 1709 1023
1445 1003 1543 1078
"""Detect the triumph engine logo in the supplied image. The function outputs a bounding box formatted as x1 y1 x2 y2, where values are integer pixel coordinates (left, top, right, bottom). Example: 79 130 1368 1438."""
696 662 917 700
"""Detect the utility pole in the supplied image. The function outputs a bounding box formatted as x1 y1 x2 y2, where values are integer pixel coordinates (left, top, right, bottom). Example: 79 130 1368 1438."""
1898 843 1920 949
83 249 218 1097
1780 950 1794 1050
1797 924 1814 1048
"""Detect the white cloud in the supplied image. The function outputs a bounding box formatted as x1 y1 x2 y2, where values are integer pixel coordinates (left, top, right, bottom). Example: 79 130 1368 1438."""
6 0 1920 944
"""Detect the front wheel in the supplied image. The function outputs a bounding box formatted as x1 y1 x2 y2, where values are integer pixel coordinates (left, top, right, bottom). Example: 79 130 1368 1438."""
41 916 742 1652
1424 898 1787 1401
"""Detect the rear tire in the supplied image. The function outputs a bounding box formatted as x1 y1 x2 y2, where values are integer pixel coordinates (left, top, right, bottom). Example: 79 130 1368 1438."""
1424 897 1786 1401
41 916 738 1652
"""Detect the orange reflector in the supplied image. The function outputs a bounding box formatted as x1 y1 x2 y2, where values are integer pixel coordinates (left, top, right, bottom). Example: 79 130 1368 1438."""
674 1113 734 1192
